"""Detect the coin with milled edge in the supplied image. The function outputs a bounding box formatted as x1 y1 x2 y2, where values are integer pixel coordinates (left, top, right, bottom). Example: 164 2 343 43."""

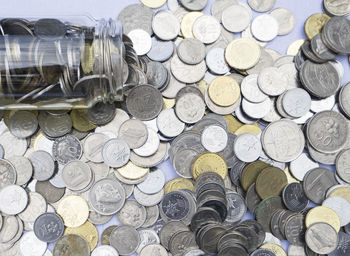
34 213 64 243
52 135 82 165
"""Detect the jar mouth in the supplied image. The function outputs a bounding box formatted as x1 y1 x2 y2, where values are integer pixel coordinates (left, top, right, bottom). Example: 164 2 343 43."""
0 17 124 110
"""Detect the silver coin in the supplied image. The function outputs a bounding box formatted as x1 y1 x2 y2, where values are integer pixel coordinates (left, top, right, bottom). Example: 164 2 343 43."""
136 229 160 254
128 29 152 55
0 185 28 215
89 178 126 215
134 186 164 207
251 14 279 42
324 0 350 16
19 231 47 256
88 162 110 182
206 25 236 52
152 11 180 41
192 15 221 44
225 191 247 223
322 196 350 226
307 142 338 165
177 38 206 65
118 4 153 35
242 98 271 119
62 160 92 191
176 93 206 124
248 0 276 12
109 225 140 255
117 199 147 228
172 148 199 178
83 133 110 163
38 112 72 138
18 192 46 223
137 168 165 195
162 75 186 99
171 55 206 84
265 48 283 62
235 105 259 125
262 98 282 123
8 111 38 139
88 210 113 225
180 0 208 11
258 67 288 96
0 158 17 189
28 150 55 181
0 215 18 243
0 131 27 158
211 0 238 22
205 48 230 75
269 7 295 35
142 205 160 228
262 119 305 162
201 125 228 153
133 128 160 157
305 222 338 255
263 232 282 246
282 88 311 118
339 83 350 119
91 245 119 256
157 109 185 138
234 133 262 163
168 0 180 12
183 249 206 256
147 37 175 62
290 153 319 181
222 4 250 33
52 135 82 165
241 74 268 103
102 138 130 168
307 111 349 154
139 244 167 256
336 149 350 183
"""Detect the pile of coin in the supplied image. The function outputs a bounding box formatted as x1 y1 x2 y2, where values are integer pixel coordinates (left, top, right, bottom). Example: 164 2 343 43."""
1 0 350 256
0 17 124 105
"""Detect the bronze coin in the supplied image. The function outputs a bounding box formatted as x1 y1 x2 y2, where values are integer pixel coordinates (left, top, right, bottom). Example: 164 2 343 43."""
241 161 270 191
256 167 288 200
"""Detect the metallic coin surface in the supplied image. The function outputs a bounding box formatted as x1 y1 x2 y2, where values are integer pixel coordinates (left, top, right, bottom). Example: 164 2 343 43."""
0 185 28 215
0 158 17 189
29 150 55 181
110 225 140 255
234 133 262 163
282 182 309 212
52 135 82 165
256 167 288 199
64 221 98 251
8 111 38 139
305 223 338 255
35 181 65 204
57 195 89 228
53 234 90 256
152 10 180 40
34 213 64 243
117 200 146 228
102 138 130 168
89 178 125 215
305 206 341 232
62 160 92 191
19 231 47 256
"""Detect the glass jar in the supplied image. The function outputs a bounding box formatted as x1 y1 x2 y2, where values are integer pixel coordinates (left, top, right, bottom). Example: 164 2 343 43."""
0 15 124 110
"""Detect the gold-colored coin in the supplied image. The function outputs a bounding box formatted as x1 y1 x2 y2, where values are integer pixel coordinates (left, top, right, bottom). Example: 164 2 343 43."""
57 195 89 228
197 80 209 97
116 161 149 180
208 76 240 107
329 186 350 202
224 115 244 134
81 42 95 75
192 153 227 180
181 12 203 38
70 109 96 132
225 38 261 70
255 167 288 199
141 0 167 8
284 166 300 184
260 243 287 256
234 124 262 136
304 13 330 40
164 178 195 194
64 221 98 251
101 225 118 245
241 161 270 191
163 97 175 110
286 39 305 56
305 206 341 232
